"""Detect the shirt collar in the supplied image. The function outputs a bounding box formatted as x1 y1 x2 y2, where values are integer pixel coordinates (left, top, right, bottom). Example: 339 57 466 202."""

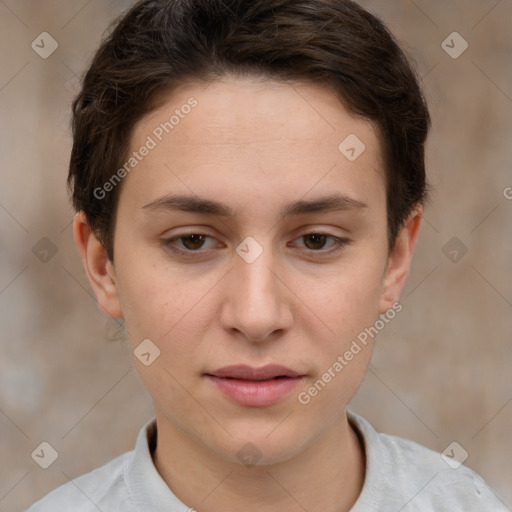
346 409 391 510
124 417 191 511
124 411 381 511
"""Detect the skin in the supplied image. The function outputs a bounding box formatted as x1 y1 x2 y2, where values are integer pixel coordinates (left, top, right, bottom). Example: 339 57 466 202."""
74 75 423 512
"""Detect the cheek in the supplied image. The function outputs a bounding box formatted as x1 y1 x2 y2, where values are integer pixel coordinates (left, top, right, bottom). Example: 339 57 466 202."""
115 257 209 408
310 258 386 336
300 255 384 398
297 271 380 413
114 244 207 340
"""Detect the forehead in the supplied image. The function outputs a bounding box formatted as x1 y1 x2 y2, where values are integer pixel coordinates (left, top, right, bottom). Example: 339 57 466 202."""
121 76 386 218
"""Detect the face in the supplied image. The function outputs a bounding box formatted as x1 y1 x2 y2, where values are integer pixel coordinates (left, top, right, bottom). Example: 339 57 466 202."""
76 75 421 466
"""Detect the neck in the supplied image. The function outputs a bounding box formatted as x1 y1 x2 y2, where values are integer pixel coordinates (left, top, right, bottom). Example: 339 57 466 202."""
152 410 365 512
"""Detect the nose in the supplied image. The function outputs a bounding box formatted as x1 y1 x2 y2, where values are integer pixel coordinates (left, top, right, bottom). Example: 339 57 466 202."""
220 239 293 343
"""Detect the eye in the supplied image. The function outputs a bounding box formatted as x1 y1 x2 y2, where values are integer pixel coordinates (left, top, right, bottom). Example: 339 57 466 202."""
291 232 351 254
162 233 215 253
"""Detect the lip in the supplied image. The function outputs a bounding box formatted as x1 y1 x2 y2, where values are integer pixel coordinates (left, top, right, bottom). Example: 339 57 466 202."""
205 364 305 407
208 364 302 380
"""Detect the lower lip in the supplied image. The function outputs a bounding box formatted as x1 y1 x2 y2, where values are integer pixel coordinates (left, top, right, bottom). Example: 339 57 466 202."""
206 375 304 407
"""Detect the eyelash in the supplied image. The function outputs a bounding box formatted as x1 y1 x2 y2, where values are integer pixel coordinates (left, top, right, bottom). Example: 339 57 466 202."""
161 231 351 257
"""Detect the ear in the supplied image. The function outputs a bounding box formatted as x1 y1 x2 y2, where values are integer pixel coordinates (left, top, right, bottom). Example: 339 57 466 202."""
378 205 423 314
72 211 123 318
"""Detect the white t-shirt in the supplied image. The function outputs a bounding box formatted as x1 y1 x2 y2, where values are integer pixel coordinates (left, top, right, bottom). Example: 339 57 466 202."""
26 410 509 511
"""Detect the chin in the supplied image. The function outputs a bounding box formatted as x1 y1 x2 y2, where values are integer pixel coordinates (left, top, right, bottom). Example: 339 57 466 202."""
210 422 314 468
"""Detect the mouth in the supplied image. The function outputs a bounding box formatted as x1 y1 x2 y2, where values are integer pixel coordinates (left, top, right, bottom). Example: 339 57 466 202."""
204 364 306 407
206 364 302 380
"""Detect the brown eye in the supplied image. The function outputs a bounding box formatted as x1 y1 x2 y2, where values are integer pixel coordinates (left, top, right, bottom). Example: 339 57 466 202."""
178 234 207 251
294 232 351 254
163 233 214 254
302 233 329 250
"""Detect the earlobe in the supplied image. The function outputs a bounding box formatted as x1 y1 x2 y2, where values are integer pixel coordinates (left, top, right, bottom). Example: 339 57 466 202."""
378 205 423 314
72 211 123 318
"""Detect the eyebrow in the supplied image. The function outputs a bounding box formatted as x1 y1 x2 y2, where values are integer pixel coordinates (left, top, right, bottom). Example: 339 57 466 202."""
141 193 368 219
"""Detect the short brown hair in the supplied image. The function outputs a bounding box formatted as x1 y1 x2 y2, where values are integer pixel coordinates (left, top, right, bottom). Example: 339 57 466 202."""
68 0 431 262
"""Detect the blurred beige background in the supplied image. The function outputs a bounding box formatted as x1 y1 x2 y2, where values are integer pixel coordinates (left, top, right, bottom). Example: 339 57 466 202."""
1 1 511 510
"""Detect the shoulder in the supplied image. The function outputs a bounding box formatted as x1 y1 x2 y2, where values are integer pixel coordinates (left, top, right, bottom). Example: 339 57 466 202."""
377 431 506 509
25 451 134 512
347 410 509 511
